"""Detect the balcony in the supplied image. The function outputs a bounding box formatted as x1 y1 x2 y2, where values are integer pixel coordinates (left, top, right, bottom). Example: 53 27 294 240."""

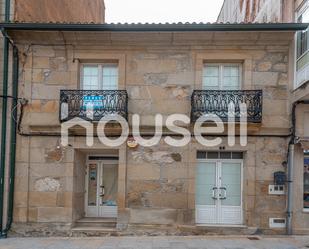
60 90 128 122
191 90 263 123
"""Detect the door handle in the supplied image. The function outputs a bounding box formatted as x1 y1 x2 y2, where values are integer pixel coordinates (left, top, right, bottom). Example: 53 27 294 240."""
100 186 105 196
219 187 227 200
212 187 218 200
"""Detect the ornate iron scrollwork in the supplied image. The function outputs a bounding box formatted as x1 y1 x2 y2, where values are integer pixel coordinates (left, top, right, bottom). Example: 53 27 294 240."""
59 90 128 122
191 90 263 123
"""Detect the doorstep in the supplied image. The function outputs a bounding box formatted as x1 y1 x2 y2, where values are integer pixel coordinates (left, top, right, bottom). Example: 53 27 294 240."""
195 224 248 228
72 227 117 232
72 217 118 233
178 225 258 235
74 217 117 227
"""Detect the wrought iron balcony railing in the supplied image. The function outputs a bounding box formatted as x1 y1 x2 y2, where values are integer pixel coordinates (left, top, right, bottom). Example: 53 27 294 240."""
191 90 263 123
60 90 128 122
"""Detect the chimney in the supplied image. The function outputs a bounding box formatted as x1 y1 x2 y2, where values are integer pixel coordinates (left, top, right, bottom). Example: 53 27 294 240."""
14 0 105 23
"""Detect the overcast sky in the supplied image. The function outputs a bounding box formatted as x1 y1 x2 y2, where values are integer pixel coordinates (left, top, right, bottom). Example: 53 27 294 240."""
105 0 224 23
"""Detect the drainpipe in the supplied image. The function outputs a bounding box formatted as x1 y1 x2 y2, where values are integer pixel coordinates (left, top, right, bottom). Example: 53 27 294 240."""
287 143 294 235
0 46 19 238
0 0 11 233
287 100 309 235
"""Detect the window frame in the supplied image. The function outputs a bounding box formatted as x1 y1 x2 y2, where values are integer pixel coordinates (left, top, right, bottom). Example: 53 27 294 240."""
202 63 242 90
80 63 119 90
296 1 309 60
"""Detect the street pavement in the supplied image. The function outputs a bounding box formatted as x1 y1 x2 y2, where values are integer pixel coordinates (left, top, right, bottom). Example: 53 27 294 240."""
1 236 309 249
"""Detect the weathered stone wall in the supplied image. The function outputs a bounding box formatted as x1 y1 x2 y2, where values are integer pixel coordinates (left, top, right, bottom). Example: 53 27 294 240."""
12 31 293 133
9 30 297 235
124 136 288 230
72 151 86 221
15 136 74 224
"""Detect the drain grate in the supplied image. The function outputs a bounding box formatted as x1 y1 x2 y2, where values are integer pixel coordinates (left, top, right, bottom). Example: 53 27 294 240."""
247 236 260 240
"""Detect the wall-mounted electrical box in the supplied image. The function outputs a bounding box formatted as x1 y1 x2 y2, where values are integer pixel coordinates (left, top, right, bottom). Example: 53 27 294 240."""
274 171 286 185
268 185 285 195
269 218 286 228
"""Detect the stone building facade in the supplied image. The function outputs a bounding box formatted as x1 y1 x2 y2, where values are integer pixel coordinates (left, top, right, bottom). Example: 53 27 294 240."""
3 26 302 236
0 0 308 237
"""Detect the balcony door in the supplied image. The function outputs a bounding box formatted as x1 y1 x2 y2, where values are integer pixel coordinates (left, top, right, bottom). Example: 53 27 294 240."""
85 160 118 218
196 157 243 225
203 64 241 90
81 64 118 90
80 64 119 119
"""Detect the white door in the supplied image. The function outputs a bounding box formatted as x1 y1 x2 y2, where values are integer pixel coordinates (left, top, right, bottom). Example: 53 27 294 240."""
196 160 242 225
85 161 118 218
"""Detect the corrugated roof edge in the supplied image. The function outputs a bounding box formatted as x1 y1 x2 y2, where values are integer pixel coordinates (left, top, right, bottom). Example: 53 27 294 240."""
0 22 308 31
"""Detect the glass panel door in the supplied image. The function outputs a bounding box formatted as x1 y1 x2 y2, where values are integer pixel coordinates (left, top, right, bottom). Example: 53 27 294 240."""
86 162 118 218
221 162 241 206
101 164 118 206
222 65 240 90
82 66 100 90
86 163 99 217
196 162 217 206
203 64 241 90
195 162 218 224
196 160 242 225
203 65 220 90
102 66 118 90
82 64 118 90
218 161 242 225
98 163 118 218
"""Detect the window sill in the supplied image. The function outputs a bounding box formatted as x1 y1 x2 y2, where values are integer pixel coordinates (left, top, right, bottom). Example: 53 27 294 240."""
303 209 309 213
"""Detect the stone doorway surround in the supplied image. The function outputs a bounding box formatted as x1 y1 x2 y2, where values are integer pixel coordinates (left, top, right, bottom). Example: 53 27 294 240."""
72 140 127 229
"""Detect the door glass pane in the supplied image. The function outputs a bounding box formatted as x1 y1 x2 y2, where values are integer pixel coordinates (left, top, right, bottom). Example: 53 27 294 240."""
102 66 118 90
221 162 241 206
223 66 240 90
102 164 118 206
203 65 219 90
196 162 216 205
88 163 97 206
82 66 99 90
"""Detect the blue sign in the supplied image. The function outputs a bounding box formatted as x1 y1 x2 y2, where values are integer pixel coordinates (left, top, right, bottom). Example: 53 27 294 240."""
82 95 104 110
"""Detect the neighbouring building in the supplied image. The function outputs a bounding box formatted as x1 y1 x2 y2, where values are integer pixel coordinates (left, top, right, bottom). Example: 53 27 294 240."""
218 0 309 236
0 0 308 237
217 0 294 23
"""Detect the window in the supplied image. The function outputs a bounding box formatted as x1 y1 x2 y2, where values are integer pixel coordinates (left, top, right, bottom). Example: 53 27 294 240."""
304 152 309 209
81 64 118 90
203 64 241 90
197 151 243 160
297 2 309 59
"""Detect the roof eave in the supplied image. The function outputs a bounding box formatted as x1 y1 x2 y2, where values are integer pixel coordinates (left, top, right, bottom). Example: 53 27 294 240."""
0 22 308 32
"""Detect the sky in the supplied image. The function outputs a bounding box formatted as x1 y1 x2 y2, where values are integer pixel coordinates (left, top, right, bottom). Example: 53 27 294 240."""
105 0 224 24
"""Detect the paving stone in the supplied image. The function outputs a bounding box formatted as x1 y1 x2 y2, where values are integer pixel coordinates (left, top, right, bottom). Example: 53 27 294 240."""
0 236 308 249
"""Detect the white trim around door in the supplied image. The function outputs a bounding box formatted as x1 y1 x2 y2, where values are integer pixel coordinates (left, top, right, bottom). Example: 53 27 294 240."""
195 159 243 225
85 158 118 218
